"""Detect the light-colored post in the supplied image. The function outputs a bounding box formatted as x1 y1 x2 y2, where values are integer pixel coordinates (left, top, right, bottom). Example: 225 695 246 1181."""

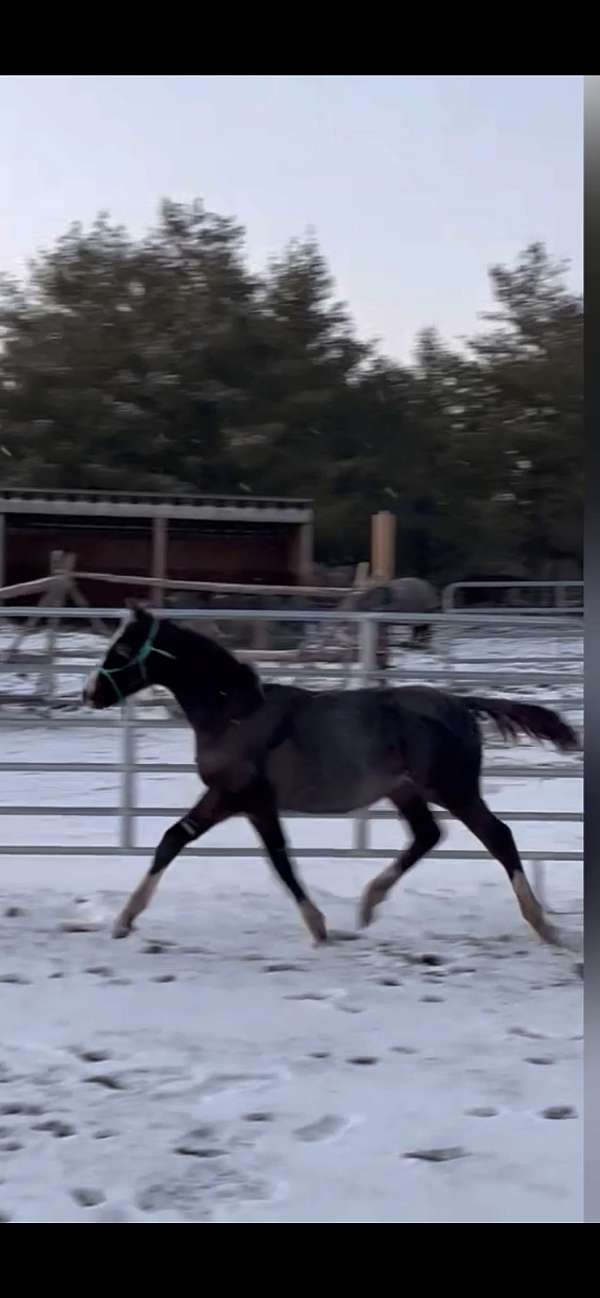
371 512 395 675
294 520 313 583
353 615 378 853
152 515 168 607
354 561 370 590
0 513 5 589
371 511 396 581
40 551 68 704
120 700 136 850
358 614 377 686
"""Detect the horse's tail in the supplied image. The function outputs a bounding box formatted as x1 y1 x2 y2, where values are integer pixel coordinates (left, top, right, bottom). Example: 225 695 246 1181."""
462 695 579 752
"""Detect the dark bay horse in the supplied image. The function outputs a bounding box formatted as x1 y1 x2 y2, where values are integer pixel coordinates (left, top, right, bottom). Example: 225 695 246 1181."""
84 606 578 948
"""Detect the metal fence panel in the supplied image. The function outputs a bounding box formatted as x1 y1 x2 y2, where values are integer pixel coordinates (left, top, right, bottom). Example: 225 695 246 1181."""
0 608 582 891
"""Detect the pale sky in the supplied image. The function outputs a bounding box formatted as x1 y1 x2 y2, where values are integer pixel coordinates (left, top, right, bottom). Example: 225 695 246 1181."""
1 74 582 361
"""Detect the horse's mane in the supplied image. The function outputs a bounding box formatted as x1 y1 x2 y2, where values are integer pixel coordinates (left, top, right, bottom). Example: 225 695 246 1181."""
162 618 264 700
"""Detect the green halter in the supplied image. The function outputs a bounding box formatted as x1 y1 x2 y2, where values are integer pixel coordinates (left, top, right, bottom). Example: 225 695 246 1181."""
98 619 175 703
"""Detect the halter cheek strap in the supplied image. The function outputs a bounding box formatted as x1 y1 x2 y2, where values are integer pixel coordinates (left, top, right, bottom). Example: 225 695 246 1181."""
98 620 176 703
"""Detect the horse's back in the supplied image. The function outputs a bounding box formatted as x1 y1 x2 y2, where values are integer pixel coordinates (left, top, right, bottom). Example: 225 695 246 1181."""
262 682 481 813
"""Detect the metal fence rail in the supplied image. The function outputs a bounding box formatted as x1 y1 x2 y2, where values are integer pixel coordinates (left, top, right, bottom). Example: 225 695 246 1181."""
442 580 584 611
0 608 582 887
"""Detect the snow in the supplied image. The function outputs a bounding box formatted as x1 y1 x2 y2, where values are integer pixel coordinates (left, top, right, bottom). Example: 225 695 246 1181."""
0 855 583 1225
0 625 583 1223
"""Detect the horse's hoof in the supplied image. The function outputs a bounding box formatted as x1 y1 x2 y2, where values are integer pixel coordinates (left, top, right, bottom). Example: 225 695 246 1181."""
300 900 327 945
541 924 563 947
112 916 134 939
357 893 377 929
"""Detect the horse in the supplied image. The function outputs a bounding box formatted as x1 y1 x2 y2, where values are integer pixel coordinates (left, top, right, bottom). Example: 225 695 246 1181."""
341 576 438 649
83 604 578 948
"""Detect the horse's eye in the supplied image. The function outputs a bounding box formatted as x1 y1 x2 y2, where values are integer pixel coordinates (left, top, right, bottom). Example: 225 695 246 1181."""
114 644 131 661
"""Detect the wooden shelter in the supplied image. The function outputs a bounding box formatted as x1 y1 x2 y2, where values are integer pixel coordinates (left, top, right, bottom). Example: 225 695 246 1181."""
0 488 314 605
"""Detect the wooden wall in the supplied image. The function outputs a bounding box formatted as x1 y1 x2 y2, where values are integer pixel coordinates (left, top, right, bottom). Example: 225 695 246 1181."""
5 515 300 603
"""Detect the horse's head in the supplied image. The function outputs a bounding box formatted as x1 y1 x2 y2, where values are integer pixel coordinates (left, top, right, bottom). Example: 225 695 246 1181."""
83 603 175 709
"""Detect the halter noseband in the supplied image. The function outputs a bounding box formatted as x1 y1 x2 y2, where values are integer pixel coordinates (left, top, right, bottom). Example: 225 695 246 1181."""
98 619 175 703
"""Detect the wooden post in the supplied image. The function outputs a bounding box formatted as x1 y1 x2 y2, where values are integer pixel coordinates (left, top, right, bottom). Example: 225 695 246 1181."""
6 552 63 658
152 516 168 607
39 551 70 703
294 520 313 584
0 513 5 590
371 511 396 581
371 512 395 679
354 561 370 590
64 560 109 638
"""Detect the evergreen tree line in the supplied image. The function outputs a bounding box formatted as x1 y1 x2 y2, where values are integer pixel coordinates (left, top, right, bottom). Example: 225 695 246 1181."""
0 200 582 585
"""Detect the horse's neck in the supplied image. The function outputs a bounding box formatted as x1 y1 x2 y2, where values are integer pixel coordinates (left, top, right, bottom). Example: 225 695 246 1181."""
162 643 262 734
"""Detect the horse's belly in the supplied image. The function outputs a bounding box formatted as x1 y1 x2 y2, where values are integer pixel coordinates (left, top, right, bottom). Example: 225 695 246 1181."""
267 745 395 814
277 786 363 814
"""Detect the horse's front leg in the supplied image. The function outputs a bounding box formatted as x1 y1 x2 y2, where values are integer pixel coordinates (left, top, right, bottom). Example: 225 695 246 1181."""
246 789 327 945
113 787 233 938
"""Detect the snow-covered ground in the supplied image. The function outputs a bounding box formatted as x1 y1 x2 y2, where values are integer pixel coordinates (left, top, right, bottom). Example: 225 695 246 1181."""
0 853 583 1226
0 624 583 1223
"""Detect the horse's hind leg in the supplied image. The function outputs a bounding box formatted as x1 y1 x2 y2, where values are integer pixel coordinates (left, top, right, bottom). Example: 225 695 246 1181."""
112 787 234 938
453 794 559 945
358 792 441 928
